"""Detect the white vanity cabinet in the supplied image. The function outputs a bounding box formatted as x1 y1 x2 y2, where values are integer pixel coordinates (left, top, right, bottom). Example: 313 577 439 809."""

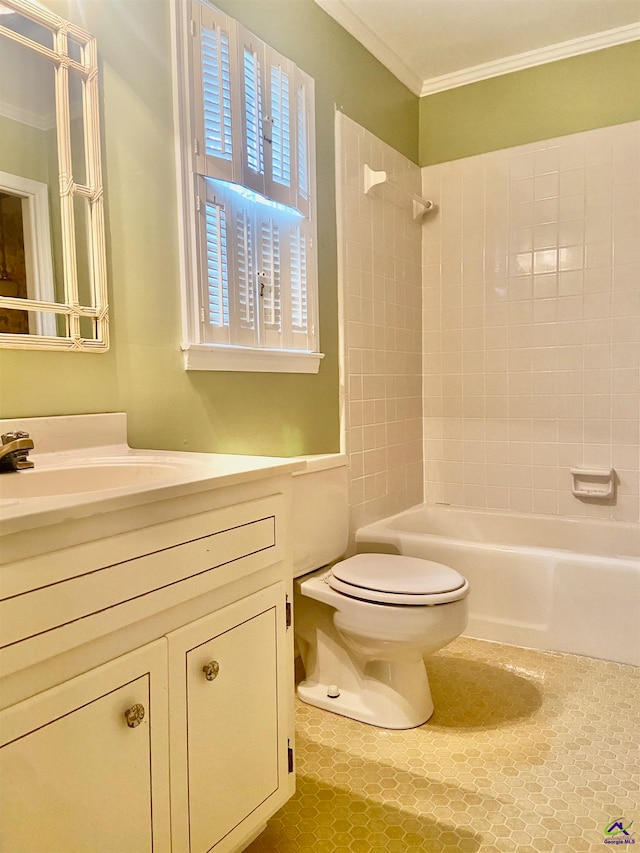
0 469 298 853
168 583 292 853
0 640 171 853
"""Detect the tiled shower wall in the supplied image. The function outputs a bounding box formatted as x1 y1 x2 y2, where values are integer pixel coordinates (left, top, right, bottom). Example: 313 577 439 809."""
422 121 640 522
336 113 423 533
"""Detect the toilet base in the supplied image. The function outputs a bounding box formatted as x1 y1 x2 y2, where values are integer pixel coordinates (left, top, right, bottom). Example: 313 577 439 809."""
297 657 434 730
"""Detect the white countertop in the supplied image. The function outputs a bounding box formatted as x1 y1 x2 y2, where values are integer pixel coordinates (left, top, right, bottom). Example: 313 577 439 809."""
0 445 305 536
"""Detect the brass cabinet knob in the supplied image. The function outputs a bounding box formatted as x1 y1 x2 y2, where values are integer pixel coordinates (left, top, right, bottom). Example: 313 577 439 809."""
202 661 220 681
124 703 145 728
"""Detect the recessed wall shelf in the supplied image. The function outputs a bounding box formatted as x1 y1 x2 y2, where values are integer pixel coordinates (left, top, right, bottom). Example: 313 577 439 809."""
570 467 616 500
363 164 435 220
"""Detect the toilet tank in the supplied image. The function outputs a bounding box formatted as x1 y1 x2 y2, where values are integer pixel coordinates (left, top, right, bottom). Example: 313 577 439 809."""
290 455 349 577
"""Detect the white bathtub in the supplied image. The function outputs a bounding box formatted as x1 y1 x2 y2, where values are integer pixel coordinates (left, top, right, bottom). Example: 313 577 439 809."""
356 505 640 666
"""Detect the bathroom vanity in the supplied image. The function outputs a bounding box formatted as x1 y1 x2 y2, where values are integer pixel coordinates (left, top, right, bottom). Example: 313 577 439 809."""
0 415 302 853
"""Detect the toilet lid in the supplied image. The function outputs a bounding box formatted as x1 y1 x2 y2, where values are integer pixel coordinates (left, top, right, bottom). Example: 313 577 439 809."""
328 554 469 605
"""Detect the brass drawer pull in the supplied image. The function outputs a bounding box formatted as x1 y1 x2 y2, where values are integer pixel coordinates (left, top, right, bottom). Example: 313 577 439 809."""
124 703 145 728
202 661 220 681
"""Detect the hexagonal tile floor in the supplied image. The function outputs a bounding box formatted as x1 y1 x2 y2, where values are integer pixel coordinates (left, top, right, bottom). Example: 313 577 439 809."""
246 637 638 852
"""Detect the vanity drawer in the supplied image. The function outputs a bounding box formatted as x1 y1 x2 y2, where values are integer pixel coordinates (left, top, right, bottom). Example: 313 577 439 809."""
0 495 283 665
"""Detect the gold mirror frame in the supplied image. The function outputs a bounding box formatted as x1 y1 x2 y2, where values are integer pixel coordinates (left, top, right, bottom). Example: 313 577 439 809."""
0 0 108 351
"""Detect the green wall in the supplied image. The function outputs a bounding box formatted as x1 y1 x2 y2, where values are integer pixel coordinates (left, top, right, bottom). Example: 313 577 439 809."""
0 117 52 186
420 40 640 165
0 0 417 455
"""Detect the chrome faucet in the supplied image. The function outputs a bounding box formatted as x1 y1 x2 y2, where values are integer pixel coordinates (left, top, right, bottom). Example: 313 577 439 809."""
0 431 35 472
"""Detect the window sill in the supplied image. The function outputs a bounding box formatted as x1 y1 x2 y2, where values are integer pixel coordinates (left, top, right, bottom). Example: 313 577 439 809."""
182 343 324 374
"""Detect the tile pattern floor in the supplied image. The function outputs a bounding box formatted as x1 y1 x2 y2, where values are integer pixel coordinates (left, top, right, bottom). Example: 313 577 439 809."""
246 637 639 852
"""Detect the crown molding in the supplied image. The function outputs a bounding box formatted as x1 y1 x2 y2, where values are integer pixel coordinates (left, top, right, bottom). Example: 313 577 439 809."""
0 99 54 130
313 0 424 94
421 24 640 96
312 2 640 99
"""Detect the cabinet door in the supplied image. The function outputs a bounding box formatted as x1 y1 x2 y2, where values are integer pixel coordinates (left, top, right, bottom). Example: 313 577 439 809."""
169 583 294 853
0 641 171 853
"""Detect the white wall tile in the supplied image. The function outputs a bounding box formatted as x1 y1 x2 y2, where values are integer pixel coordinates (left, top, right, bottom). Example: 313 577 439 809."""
340 116 639 534
337 112 424 535
421 120 640 523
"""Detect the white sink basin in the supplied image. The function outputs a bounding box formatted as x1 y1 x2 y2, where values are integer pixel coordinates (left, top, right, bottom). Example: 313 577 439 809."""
0 462 181 498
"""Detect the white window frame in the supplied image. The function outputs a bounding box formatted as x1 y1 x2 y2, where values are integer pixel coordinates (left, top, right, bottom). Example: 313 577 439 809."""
171 0 322 373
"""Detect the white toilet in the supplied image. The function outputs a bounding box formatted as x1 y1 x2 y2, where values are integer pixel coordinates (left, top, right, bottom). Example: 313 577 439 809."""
291 458 470 730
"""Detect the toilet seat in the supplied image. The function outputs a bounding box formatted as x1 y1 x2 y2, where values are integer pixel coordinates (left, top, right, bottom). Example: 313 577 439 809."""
328 553 469 605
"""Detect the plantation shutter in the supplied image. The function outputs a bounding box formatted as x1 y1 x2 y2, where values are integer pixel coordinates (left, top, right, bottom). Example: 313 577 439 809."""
230 204 259 346
264 49 296 209
295 69 313 218
192 2 239 183
238 27 266 196
198 178 230 344
193 7 314 219
287 224 313 350
259 217 282 348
